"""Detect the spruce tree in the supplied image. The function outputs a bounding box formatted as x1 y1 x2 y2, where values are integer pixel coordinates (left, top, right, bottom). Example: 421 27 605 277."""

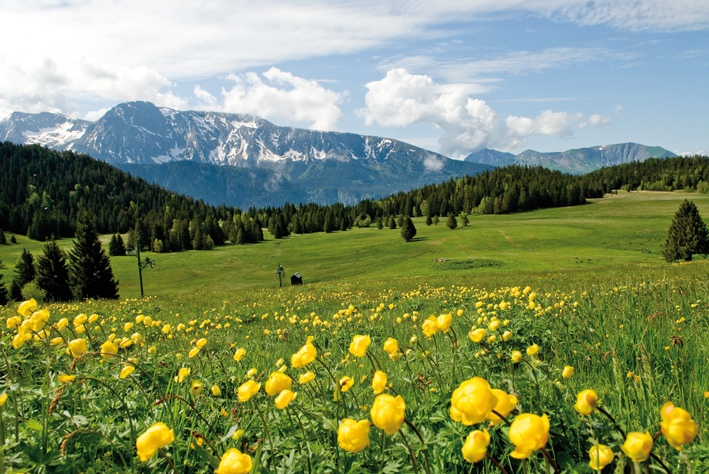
388 216 397 230
0 229 6 244
401 217 417 242
663 199 709 262
10 235 17 244
426 215 433 226
11 248 36 300
446 213 458 230
461 214 469 227
68 210 119 300
0 270 8 306
36 240 73 302
108 234 127 256
236 228 246 245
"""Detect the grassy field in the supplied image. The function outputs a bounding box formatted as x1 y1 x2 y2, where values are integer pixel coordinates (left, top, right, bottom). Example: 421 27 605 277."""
2 190 709 299
1 190 709 473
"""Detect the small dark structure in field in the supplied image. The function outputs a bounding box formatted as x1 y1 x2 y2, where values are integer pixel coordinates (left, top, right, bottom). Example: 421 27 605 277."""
291 272 303 286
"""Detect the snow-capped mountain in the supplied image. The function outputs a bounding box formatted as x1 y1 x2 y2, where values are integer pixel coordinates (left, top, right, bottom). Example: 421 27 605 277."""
1 101 492 207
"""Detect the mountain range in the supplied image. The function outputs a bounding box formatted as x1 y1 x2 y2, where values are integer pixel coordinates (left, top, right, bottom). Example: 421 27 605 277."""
0 101 678 207
464 143 677 174
0 101 491 207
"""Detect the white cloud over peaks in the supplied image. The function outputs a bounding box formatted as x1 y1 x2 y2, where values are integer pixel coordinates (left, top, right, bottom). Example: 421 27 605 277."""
358 69 614 157
205 68 345 131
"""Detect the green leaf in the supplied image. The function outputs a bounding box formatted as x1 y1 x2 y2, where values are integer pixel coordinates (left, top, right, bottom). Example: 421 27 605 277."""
192 442 221 469
24 419 42 431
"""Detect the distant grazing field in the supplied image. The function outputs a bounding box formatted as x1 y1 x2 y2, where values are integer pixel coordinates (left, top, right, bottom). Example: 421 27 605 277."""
2 190 708 298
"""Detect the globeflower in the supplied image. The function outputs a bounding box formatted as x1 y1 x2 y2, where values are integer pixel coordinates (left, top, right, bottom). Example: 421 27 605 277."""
511 351 523 363
188 347 200 358
120 366 135 379
136 422 174 461
299 371 315 384
372 371 387 394
574 390 598 415
216 448 252 474
488 389 517 426
371 394 406 435
349 335 371 357
436 313 452 333
562 366 574 380
589 444 614 470
174 367 191 383
196 338 207 348
0 393 7 406
211 385 221 396
68 339 87 358
383 338 399 355
190 380 203 397
338 419 370 453
422 316 439 337
265 372 292 396
100 340 118 359
469 328 486 343
275 389 297 409
339 376 354 392
233 348 246 361
509 413 550 459
526 344 539 356
621 432 653 462
291 341 317 368
660 402 697 450
238 380 261 402
450 378 498 426
17 299 37 317
462 429 490 463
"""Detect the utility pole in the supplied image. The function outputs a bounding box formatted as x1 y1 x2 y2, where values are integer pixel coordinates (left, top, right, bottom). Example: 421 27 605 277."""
127 238 156 297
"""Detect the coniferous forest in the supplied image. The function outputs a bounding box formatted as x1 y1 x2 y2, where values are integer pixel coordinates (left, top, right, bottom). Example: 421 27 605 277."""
1 142 708 252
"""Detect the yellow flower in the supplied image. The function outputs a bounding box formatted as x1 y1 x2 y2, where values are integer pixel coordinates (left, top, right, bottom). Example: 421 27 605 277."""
6 316 21 329
450 378 498 426
265 372 292 396
488 320 500 331
124 322 133 332
216 448 252 474
338 418 370 453
0 393 6 406
190 380 203 397
50 337 63 346
120 366 135 379
136 422 175 462
237 380 261 402
88 314 99 323
511 351 523 363
59 374 76 383
574 390 598 415
211 385 221 397
247 368 257 378
383 338 399 355
562 366 574 380
469 328 486 343
56 318 68 330
371 394 406 435
509 413 550 459
502 330 513 341
188 347 201 358
17 299 37 317
233 348 246 361
275 389 297 409
462 429 490 463
100 340 118 359
339 376 354 392
349 335 371 357
389 352 402 361
299 371 315 384
589 445 614 470
526 344 539 356
175 367 191 383
660 402 697 450
68 339 87 358
422 316 439 337
291 341 317 368
437 313 452 333
196 338 207 348
161 324 171 334
372 371 387 394
621 432 653 462
488 389 517 426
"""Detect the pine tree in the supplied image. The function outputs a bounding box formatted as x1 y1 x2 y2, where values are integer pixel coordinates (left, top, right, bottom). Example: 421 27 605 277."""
433 216 439 226
236 228 246 245
0 259 8 305
12 248 36 300
0 229 6 244
663 199 709 262
461 214 469 227
446 213 458 230
68 210 119 300
401 217 417 242
36 240 73 302
108 234 126 256
388 215 397 230
426 215 433 226
10 235 17 244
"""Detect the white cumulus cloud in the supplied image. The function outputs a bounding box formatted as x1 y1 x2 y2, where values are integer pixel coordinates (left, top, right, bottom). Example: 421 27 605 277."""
358 68 615 157
204 68 345 131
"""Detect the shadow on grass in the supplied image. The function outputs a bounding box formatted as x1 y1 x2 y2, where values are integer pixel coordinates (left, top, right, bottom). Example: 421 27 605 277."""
407 237 428 242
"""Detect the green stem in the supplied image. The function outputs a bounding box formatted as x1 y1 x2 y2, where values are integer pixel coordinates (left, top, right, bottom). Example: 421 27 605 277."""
404 419 431 474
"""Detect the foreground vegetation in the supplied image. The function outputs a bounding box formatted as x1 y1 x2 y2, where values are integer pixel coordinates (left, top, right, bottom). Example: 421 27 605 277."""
1 265 708 473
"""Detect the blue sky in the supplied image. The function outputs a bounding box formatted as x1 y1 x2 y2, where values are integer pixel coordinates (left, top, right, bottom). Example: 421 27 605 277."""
1 0 707 157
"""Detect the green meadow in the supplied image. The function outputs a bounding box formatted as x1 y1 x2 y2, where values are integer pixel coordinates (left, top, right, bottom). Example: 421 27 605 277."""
3 190 709 298
1 190 709 473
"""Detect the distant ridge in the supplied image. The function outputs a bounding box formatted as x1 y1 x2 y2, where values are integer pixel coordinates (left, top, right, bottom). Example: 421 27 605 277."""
464 143 677 174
